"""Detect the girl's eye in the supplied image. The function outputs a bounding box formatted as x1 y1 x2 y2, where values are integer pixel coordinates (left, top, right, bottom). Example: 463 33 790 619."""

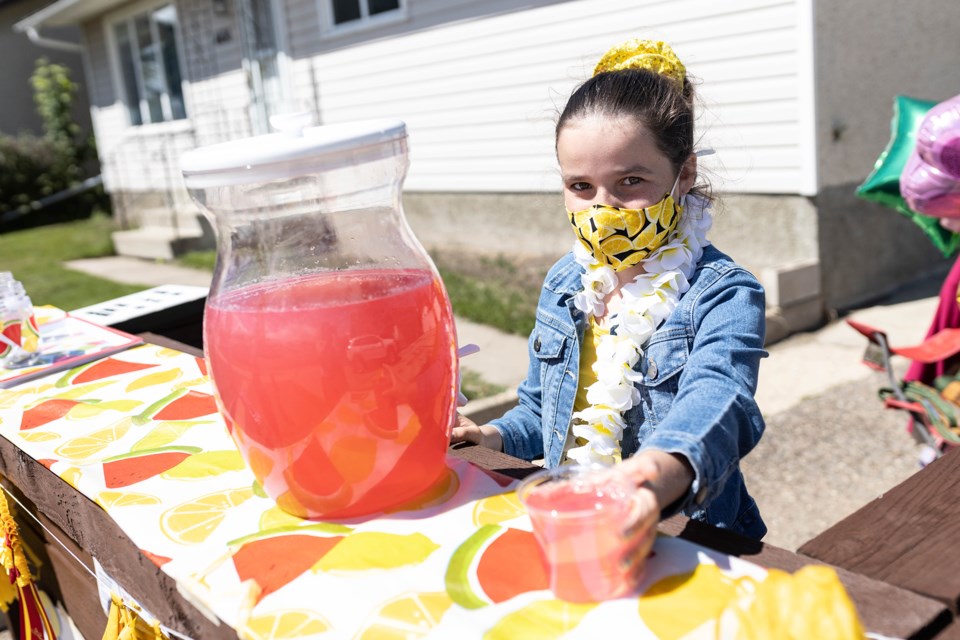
623 176 644 186
569 182 591 192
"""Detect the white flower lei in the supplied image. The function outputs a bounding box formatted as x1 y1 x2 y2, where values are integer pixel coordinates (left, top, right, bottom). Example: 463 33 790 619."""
566 195 713 465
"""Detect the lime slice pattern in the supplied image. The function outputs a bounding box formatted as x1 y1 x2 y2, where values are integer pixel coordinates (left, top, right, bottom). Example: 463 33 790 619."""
445 525 550 609
445 525 501 609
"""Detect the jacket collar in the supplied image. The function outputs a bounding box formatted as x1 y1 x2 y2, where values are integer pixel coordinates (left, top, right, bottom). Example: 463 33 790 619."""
543 251 584 296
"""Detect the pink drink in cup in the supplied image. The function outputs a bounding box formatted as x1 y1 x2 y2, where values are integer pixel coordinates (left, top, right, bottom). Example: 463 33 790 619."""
517 464 640 602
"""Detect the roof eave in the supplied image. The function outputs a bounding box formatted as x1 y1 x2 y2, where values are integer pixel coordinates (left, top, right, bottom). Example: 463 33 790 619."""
14 0 127 30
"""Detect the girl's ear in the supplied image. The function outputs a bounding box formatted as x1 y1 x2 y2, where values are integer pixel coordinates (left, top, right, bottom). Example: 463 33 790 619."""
678 154 697 198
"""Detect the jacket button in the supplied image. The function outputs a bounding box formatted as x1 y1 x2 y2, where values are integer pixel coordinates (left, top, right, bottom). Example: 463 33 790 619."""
647 359 658 379
533 337 541 353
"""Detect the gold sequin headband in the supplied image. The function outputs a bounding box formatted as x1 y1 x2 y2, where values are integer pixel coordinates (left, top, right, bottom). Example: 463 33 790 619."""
592 38 686 85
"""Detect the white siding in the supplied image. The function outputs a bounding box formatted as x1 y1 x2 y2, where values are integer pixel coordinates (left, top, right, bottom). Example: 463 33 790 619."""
86 0 814 197
294 0 812 194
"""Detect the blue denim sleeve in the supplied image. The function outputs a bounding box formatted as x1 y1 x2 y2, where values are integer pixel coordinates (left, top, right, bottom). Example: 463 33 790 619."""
489 329 546 461
638 266 767 516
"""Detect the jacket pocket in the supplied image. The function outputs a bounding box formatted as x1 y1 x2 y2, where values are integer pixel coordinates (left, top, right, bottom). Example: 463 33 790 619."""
635 334 688 423
636 333 688 387
531 317 569 362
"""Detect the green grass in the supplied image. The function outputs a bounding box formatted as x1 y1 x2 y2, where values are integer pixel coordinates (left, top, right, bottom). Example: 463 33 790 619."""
0 214 146 310
460 370 507 401
178 249 216 271
434 267 537 337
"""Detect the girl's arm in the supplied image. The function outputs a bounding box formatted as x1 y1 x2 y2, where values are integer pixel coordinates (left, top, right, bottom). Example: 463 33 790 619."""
637 265 766 516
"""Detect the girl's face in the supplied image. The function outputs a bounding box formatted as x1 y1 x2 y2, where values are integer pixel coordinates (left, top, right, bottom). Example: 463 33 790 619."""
557 115 696 211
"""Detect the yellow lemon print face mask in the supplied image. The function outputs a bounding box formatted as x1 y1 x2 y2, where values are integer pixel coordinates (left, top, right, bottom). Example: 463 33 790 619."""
568 189 683 272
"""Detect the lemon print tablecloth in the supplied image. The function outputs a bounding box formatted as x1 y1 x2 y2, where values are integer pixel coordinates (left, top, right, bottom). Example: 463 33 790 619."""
0 343 848 639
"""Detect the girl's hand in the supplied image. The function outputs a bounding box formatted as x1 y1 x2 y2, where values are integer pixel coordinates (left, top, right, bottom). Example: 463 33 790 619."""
616 451 695 579
450 413 504 452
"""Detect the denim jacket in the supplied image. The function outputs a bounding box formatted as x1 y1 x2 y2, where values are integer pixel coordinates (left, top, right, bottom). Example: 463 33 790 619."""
491 244 768 539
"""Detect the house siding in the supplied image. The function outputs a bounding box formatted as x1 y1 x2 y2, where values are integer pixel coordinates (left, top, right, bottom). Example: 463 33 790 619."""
85 0 811 198
290 0 810 195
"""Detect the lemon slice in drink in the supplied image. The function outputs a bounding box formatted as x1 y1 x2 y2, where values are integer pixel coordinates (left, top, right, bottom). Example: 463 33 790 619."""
160 487 254 545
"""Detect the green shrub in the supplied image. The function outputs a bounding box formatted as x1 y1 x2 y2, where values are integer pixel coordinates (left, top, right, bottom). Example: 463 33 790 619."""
0 58 102 230
0 134 74 210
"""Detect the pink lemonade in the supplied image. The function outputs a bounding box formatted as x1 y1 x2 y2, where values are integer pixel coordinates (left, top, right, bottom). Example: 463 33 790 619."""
204 269 457 519
522 476 637 602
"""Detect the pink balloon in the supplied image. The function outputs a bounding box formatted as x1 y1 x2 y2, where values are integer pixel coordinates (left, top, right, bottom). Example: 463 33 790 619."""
901 94 960 218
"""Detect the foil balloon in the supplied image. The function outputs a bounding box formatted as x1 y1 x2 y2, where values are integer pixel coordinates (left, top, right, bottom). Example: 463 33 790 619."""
857 95 960 256
901 94 960 219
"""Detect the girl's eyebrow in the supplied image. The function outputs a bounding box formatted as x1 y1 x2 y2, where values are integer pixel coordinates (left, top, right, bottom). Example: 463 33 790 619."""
620 164 656 175
562 165 655 182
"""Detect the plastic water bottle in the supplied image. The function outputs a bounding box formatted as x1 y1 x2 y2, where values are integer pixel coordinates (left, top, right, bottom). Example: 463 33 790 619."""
0 297 22 360
0 276 38 358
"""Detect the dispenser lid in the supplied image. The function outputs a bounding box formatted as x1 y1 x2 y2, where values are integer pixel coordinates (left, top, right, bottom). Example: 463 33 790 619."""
180 115 407 188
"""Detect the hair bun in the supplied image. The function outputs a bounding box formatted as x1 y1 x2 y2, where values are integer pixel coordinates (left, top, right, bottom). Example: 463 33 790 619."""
593 38 686 85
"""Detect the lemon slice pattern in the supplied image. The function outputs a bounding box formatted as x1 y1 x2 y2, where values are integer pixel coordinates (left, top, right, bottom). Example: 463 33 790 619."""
242 609 330 640
354 591 452 640
160 487 254 545
0 345 830 639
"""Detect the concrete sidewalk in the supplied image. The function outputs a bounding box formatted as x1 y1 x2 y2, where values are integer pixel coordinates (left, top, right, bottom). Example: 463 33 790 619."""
65 255 947 550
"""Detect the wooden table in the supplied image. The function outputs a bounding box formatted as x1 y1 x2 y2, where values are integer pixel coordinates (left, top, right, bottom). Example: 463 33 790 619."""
799 445 960 622
0 335 950 639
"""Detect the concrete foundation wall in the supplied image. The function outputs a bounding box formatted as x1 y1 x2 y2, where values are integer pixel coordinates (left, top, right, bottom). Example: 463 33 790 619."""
816 185 954 311
809 0 960 310
403 190 821 296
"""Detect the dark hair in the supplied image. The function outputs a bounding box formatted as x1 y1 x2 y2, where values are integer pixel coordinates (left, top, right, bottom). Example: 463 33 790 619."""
556 69 696 180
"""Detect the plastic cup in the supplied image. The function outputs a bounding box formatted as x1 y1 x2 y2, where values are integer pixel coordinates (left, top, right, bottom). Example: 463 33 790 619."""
517 464 641 602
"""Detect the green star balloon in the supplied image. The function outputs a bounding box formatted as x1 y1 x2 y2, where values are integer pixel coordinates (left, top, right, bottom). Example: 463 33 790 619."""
857 95 960 256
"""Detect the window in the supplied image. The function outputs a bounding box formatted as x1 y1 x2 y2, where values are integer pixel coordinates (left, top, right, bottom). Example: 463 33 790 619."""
112 4 187 125
329 0 401 27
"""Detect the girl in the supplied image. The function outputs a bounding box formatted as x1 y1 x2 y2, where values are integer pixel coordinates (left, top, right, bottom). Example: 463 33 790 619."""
452 39 768 551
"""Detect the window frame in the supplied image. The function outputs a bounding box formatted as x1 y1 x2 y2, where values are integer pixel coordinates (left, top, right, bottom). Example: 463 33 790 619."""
105 0 191 128
318 0 407 38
